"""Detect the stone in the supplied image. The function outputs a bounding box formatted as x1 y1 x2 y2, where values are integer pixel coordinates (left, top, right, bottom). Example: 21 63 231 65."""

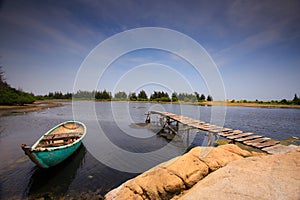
165 147 209 188
178 147 300 200
105 145 251 200
197 145 244 171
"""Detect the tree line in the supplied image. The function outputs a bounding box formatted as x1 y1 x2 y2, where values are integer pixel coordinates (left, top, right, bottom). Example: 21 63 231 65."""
230 94 300 105
37 90 300 105
42 90 213 102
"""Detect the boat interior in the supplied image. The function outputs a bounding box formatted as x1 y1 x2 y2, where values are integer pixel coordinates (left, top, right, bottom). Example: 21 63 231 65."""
36 123 84 148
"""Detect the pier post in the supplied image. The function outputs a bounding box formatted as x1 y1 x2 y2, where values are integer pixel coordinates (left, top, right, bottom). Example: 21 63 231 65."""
145 112 151 123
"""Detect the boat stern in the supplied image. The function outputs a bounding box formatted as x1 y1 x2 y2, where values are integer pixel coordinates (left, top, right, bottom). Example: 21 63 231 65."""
21 144 47 168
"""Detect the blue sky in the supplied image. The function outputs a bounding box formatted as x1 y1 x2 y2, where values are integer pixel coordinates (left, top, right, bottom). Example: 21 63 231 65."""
0 0 299 100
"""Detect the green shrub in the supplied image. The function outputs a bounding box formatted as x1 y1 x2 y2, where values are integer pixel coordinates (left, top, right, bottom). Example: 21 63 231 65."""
0 88 35 105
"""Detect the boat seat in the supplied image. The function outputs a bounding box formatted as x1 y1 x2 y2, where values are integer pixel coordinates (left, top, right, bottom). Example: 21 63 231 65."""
41 141 70 148
41 133 82 143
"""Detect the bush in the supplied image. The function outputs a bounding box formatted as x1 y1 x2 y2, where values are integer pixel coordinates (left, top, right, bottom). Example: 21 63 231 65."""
0 88 35 105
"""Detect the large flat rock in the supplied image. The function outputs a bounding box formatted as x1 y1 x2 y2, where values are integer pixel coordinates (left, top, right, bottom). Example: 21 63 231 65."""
178 147 300 200
105 144 261 200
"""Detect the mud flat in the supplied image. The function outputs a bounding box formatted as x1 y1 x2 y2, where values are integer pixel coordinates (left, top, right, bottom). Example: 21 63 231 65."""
0 100 65 116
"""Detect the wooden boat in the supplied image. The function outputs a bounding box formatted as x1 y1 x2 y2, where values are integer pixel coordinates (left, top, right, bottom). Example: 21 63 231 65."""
21 120 87 168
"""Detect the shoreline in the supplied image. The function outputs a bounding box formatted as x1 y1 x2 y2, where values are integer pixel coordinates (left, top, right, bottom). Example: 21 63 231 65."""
200 101 300 109
97 99 300 109
0 100 65 116
0 99 299 116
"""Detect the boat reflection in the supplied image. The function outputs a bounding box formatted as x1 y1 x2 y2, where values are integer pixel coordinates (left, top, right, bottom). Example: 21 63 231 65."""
25 144 86 198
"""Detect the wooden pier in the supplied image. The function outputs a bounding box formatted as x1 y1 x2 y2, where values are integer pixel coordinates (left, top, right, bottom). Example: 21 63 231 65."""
146 110 298 154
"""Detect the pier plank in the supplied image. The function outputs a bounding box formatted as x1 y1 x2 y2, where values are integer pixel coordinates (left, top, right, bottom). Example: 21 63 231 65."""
235 135 262 142
243 138 270 145
221 128 233 132
253 141 280 149
226 132 253 140
220 130 243 137
219 131 234 137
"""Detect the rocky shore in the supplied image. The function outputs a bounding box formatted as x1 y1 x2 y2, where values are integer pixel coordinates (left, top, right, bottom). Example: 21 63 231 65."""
105 144 300 200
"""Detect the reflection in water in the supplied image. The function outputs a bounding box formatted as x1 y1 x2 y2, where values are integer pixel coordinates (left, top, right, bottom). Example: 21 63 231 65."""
25 145 86 198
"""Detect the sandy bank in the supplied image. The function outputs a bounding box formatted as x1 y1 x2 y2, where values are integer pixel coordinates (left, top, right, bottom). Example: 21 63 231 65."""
0 100 65 116
105 144 299 200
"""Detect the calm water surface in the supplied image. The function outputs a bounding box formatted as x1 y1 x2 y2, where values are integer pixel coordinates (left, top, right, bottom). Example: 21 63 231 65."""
0 102 299 199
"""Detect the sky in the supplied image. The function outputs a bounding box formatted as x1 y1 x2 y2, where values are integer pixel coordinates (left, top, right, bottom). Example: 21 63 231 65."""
0 0 299 100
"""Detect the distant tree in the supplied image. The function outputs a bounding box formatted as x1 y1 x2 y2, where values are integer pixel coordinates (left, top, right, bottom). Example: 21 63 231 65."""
207 95 213 101
150 91 171 102
64 92 72 99
137 90 148 101
0 67 10 90
47 92 54 98
114 91 127 99
129 92 137 101
293 94 300 105
194 92 200 102
74 90 94 99
95 90 111 100
53 91 63 99
171 92 178 102
280 99 288 104
200 94 206 101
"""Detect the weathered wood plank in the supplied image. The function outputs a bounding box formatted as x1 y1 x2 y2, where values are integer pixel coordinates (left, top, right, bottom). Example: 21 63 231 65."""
219 130 234 137
226 132 253 140
243 137 270 145
252 141 280 149
221 128 233 132
207 128 222 133
235 135 262 142
42 133 82 141
220 130 243 137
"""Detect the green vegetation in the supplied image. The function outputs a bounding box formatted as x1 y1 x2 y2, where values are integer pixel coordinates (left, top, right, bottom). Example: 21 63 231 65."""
0 88 35 105
40 89 213 103
150 91 171 102
207 95 213 101
171 92 178 102
137 90 148 101
0 67 35 105
114 91 127 100
129 92 137 101
229 94 300 106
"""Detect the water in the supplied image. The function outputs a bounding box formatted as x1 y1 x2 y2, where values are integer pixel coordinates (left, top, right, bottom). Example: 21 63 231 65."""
0 102 299 199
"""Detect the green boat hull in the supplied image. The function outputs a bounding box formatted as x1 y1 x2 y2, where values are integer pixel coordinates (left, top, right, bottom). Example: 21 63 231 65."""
31 141 82 168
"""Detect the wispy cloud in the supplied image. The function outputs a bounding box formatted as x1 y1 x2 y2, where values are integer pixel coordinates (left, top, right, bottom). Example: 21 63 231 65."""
1 1 105 57
212 0 300 67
